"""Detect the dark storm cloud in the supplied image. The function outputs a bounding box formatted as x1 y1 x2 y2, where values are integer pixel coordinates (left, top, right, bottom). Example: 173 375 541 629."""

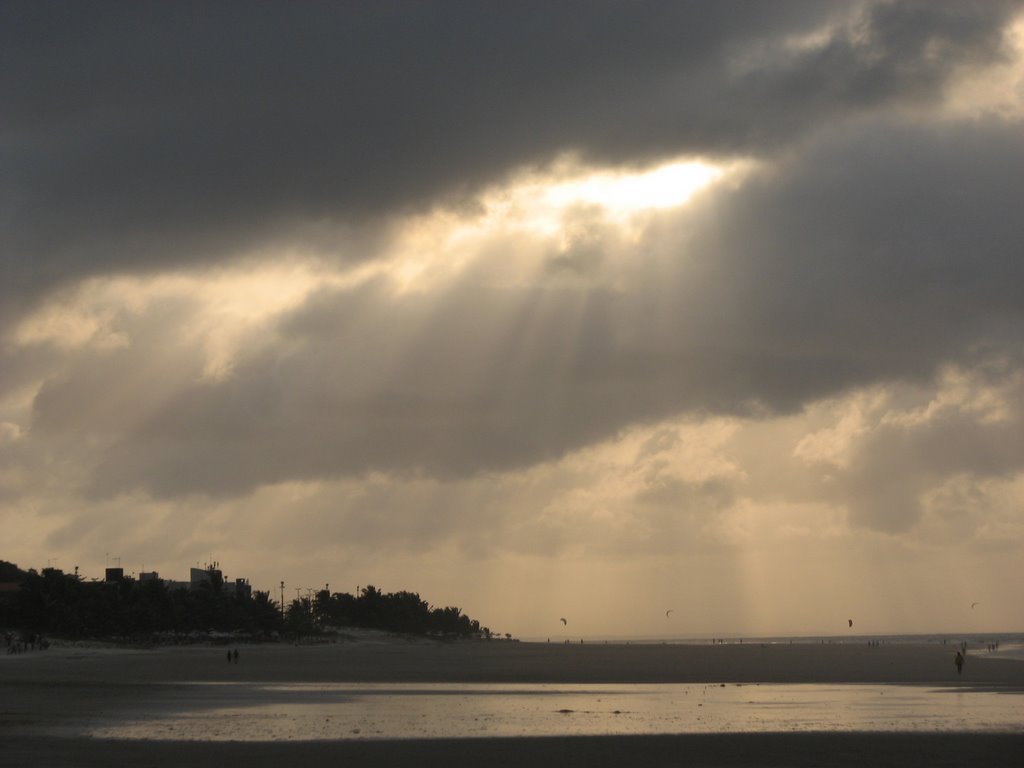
664 119 1024 407
4 1 1021 314
54 117 1024 498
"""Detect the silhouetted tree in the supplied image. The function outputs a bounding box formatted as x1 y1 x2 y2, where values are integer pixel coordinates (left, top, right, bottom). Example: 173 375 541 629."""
286 597 315 638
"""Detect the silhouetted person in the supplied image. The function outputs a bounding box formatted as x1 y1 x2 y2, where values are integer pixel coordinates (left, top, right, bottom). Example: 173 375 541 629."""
232 649 239 663
955 651 964 675
227 650 232 663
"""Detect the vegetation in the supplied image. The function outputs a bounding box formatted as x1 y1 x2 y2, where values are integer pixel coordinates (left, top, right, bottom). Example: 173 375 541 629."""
0 560 490 643
305 585 488 638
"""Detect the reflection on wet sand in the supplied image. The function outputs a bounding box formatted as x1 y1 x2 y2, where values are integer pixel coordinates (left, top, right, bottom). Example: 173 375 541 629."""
86 683 1024 741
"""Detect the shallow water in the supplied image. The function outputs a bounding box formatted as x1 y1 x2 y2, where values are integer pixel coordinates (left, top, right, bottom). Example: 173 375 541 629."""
86 683 1024 741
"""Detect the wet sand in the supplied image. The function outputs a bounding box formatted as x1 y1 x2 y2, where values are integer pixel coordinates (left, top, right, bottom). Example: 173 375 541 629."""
2 639 1022 767
4 732 1023 768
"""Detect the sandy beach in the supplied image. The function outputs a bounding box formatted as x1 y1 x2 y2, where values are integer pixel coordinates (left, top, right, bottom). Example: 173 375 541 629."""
6 635 1024 686
2 638 1022 766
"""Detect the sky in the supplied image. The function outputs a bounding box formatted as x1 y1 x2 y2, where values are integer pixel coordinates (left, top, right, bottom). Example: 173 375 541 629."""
3 1 1024 639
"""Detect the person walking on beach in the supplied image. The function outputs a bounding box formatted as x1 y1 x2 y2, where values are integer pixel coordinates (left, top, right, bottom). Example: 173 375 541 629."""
232 649 239 663
954 651 964 675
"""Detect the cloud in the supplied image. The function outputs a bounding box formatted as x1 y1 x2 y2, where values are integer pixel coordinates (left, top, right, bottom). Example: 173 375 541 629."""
837 366 1024 532
31 114 1013 498
8 361 1024 635
3 1 1021 314
5 3 1024 635
663 117 1024 401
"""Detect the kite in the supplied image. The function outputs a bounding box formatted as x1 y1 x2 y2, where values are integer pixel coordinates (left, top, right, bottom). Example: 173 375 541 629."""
560 617 567 626
666 609 674 618
848 619 853 627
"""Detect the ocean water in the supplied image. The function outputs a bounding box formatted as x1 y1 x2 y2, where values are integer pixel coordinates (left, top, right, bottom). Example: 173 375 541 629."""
535 632 1024 649
85 682 1024 741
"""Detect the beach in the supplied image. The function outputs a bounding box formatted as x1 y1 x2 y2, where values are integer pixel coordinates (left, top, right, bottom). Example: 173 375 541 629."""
2 638 1023 766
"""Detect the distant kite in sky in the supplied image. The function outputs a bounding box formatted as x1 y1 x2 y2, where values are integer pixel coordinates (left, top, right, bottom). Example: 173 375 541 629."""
560 617 567 625
971 602 980 609
848 619 853 627
666 609 673 618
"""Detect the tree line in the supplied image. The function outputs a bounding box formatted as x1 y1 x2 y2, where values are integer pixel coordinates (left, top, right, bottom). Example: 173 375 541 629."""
0 561 491 642
290 584 489 639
